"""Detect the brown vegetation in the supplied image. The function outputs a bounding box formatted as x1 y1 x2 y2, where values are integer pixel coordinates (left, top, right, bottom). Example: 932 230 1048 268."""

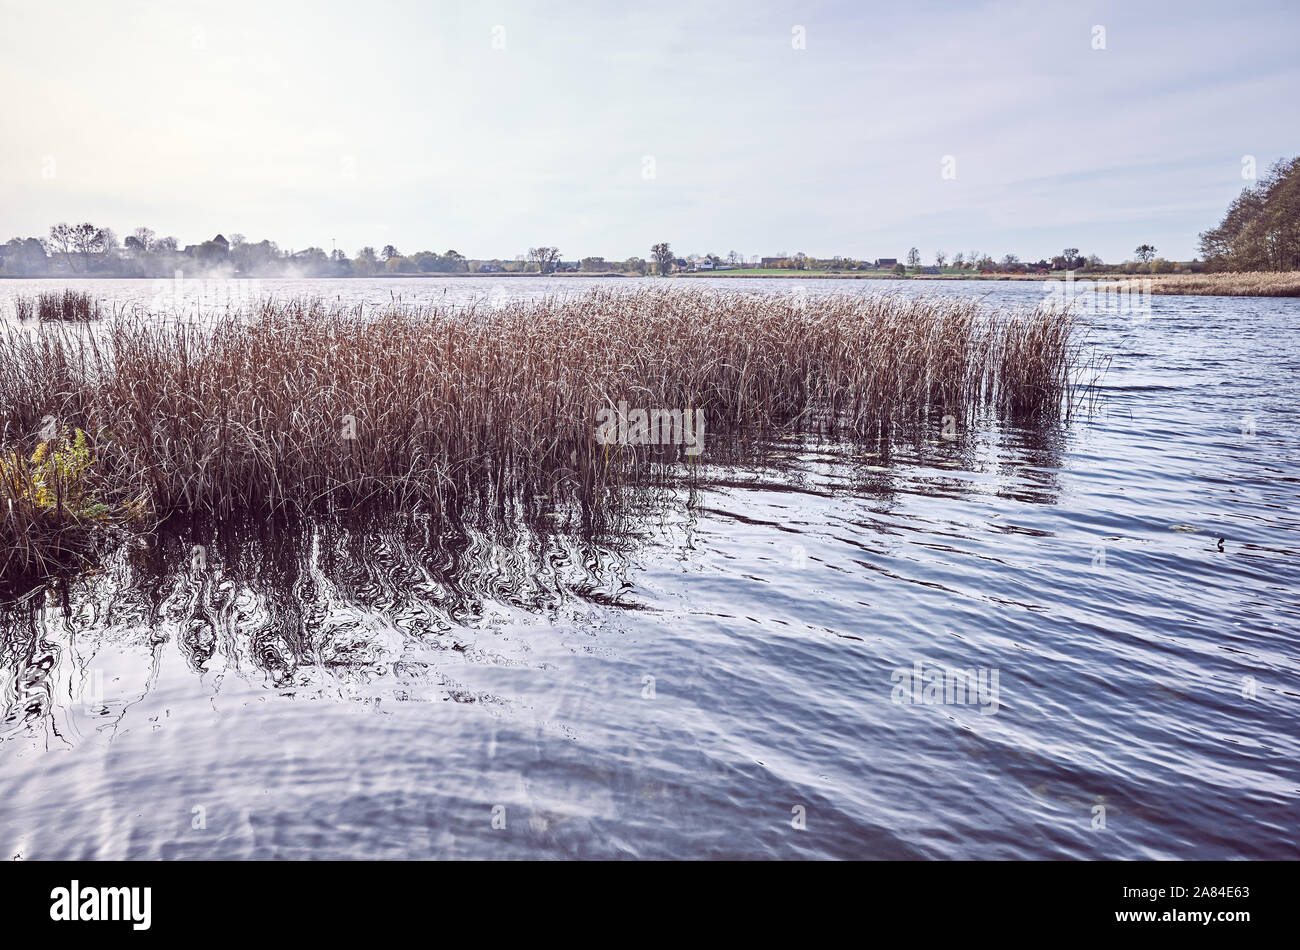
1099 271 1300 297
0 288 1082 584
12 290 103 322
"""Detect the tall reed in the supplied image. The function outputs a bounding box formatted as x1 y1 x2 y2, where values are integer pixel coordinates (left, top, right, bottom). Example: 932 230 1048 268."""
0 288 1082 579
11 290 103 322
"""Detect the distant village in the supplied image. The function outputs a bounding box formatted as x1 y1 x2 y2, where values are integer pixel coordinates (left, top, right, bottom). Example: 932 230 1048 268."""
537 254 917 275
1 223 1196 278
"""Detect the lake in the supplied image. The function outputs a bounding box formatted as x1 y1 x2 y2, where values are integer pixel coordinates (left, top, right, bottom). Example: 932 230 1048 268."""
1 277 1297 859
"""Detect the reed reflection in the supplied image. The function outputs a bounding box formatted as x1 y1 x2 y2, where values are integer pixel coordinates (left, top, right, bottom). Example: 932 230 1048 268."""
0 416 1075 743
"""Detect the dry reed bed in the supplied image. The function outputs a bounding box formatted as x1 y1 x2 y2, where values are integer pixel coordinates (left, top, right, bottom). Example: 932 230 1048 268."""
0 288 1080 578
1100 271 1300 297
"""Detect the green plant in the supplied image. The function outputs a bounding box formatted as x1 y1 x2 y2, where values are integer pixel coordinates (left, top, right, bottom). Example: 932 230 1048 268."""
0 427 142 583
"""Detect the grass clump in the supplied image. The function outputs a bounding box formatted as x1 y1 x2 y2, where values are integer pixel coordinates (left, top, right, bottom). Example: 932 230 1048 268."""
12 290 103 322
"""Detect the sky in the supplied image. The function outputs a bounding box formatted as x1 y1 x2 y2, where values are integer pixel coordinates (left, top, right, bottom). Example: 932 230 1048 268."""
2 0 1297 264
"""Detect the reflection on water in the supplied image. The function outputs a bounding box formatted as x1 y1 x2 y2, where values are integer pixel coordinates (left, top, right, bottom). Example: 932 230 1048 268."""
1 282 1298 860
4 426 1035 726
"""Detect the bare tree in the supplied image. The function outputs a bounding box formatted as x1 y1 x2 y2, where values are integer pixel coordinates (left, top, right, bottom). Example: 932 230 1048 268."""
47 223 76 269
130 226 156 253
935 250 947 269
47 222 101 272
528 246 561 274
72 223 104 256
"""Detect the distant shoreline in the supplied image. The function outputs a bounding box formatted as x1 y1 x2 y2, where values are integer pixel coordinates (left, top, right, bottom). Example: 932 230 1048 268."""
678 270 1300 296
0 270 1163 282
0 272 642 280
675 270 1074 281
3 270 1297 297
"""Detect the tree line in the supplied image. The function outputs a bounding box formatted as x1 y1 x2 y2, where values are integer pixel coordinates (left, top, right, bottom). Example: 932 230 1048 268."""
9 197 1279 280
1199 156 1300 271
0 226 618 277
